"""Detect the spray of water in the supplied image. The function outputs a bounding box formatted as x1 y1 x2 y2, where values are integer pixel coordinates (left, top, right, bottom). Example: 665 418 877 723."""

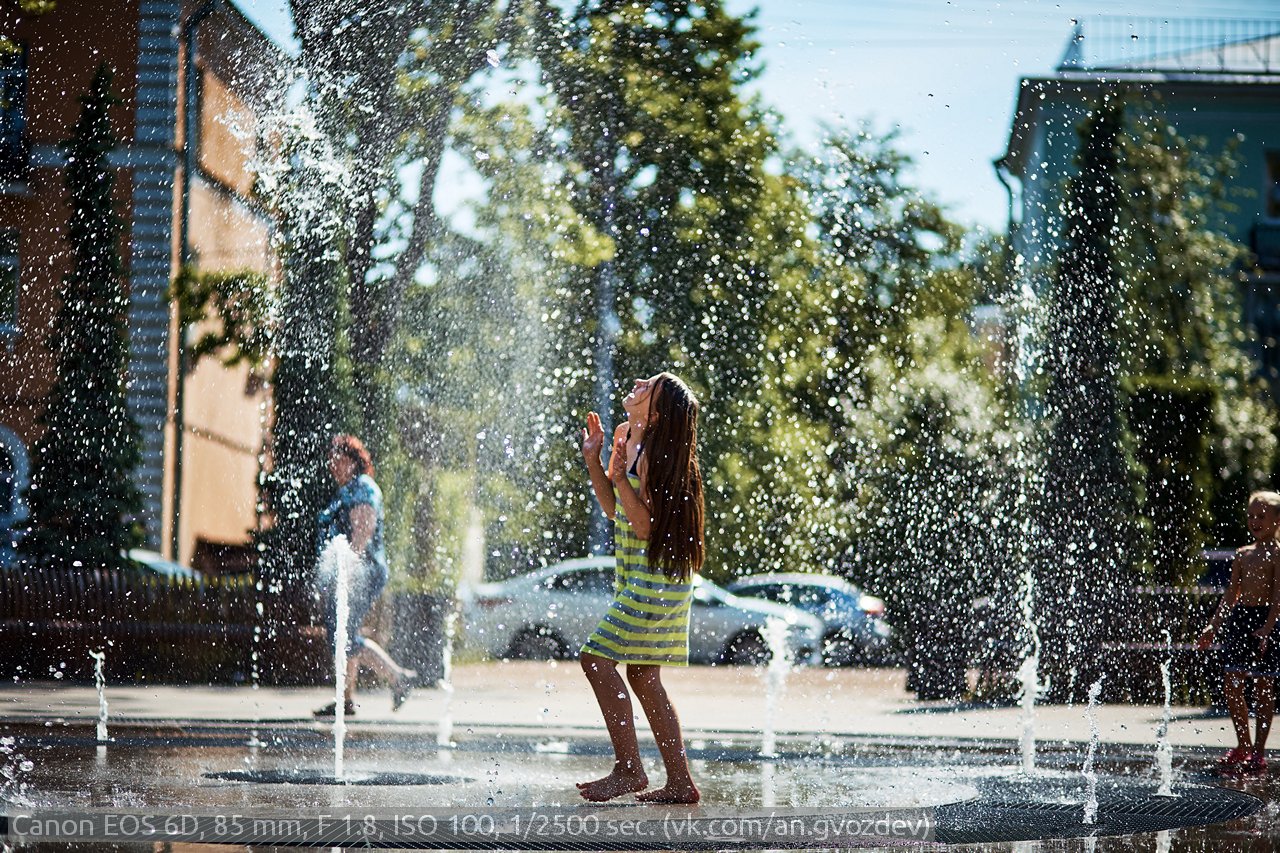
437 508 484 747
0 736 33 806
436 610 457 748
1082 675 1105 825
89 650 108 743
1018 566 1040 774
1155 658 1176 797
318 535 359 781
760 617 794 759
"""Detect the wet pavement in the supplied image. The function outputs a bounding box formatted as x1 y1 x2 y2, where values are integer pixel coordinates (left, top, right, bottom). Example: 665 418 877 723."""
1 662 1278 850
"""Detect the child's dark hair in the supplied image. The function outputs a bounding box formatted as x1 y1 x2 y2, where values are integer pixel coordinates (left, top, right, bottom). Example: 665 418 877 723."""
331 434 375 478
642 373 705 580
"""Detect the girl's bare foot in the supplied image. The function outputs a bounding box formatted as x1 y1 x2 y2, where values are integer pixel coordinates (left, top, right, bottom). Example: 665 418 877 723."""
577 766 649 802
636 780 700 804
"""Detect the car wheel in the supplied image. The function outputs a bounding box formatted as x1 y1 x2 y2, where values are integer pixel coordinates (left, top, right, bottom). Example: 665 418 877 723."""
507 627 567 661
723 631 772 666
821 632 857 667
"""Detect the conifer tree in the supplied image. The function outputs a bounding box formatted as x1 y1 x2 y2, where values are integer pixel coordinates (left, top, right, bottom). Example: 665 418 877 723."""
257 126 357 594
21 65 143 571
1037 99 1137 699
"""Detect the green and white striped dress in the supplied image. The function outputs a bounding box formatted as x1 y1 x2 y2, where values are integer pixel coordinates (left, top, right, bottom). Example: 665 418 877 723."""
582 471 693 666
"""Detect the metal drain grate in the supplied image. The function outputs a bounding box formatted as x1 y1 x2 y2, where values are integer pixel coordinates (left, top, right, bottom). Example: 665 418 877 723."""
205 769 473 786
934 782 1261 844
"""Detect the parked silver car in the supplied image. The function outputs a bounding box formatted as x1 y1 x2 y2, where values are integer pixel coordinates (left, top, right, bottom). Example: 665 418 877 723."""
461 557 822 665
727 573 893 666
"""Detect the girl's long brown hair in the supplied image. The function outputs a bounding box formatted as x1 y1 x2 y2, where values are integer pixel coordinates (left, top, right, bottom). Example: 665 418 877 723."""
643 373 705 580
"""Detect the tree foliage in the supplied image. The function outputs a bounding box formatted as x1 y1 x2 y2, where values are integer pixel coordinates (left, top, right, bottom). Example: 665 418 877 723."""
169 266 274 371
1111 108 1278 550
21 65 143 571
1035 99 1138 699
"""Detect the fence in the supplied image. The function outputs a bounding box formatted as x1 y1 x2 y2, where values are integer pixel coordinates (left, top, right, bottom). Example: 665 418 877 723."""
0 567 329 684
1101 585 1224 705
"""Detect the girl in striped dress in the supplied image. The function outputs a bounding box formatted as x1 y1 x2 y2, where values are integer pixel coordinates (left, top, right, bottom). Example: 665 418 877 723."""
578 373 705 804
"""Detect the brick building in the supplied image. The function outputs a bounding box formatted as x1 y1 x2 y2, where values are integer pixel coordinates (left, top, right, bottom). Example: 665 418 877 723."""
0 1 284 569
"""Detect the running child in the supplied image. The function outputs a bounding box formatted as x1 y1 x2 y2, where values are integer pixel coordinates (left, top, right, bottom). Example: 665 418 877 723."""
1197 490 1280 775
577 372 704 804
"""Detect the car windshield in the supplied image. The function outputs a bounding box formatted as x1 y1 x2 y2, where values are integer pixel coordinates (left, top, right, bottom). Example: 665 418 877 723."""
544 568 614 593
127 550 201 580
739 582 827 608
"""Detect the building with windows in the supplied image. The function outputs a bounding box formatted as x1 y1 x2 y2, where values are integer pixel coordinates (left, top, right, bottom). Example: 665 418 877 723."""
997 17 1280 396
0 1 284 570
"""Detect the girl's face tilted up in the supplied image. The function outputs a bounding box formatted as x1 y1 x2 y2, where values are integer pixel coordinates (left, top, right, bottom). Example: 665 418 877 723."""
1247 499 1280 542
622 375 664 427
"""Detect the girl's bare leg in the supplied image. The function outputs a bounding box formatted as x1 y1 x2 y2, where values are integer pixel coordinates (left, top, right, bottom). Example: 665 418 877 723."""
578 653 648 801
626 664 700 804
1226 672 1253 749
1255 677 1275 754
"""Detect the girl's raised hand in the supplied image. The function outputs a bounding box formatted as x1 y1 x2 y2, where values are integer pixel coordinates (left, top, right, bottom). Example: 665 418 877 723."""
581 412 605 467
608 432 628 483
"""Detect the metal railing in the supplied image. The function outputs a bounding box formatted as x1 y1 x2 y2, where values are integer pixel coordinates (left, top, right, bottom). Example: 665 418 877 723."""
1059 16 1280 75
0 567 325 684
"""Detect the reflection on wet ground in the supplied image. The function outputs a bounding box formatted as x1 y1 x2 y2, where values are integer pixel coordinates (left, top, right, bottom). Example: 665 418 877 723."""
0 719 1277 850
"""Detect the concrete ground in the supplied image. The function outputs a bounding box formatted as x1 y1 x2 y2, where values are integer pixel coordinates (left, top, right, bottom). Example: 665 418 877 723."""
0 662 1240 753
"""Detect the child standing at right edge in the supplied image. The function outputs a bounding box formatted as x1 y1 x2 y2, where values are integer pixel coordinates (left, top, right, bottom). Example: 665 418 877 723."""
1197 491 1280 775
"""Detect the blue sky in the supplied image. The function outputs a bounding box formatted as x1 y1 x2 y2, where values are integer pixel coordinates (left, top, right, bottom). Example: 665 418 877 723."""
234 0 1280 231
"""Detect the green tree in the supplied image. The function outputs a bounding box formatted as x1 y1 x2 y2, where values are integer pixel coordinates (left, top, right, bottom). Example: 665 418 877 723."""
287 0 519 444
1037 99 1137 700
255 123 358 602
530 0 843 576
801 128 1027 697
388 94 607 584
1112 109 1278 553
20 65 142 571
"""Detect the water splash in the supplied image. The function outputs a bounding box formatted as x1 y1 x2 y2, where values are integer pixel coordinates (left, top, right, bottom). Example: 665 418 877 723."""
1017 566 1040 774
760 760 777 808
0 737 33 807
1082 675 1105 824
89 649 108 743
1155 657 1176 797
760 617 794 758
439 508 483 748
437 609 458 748
319 536 360 781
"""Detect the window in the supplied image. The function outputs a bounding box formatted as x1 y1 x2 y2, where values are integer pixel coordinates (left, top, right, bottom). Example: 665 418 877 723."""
0 447 12 523
0 428 28 568
1267 151 1280 220
546 568 614 593
0 44 27 181
0 229 16 334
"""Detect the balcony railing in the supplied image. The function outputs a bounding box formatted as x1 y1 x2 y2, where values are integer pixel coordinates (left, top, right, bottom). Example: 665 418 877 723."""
1059 16 1280 75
